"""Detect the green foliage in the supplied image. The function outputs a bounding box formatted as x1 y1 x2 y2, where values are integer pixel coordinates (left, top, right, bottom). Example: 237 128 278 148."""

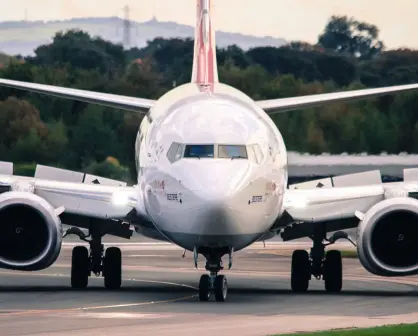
13 163 37 177
279 323 418 336
0 52 13 64
27 30 126 77
84 159 131 183
1 17 418 181
318 15 385 59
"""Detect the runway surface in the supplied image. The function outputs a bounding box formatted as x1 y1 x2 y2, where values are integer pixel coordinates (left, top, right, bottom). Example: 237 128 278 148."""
1 237 418 336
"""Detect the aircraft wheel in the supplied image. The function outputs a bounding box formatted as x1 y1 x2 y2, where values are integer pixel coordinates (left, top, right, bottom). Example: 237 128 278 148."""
103 247 122 289
71 246 89 289
199 274 211 301
324 250 342 292
291 249 310 292
214 275 228 302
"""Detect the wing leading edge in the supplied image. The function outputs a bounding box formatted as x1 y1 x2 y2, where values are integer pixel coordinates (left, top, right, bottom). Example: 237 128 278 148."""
0 79 155 114
256 83 418 114
2 79 418 115
0 174 145 220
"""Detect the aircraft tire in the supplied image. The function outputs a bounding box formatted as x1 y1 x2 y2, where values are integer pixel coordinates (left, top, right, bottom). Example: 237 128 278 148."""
324 250 342 292
199 274 211 301
214 275 228 302
71 246 89 289
103 247 122 289
291 249 310 292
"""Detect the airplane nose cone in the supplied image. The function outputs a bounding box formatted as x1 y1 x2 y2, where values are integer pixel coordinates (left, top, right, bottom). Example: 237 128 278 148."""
176 160 251 196
175 160 253 237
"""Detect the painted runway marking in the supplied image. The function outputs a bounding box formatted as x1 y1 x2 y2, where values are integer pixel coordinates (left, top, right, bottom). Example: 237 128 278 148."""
0 294 196 318
26 263 418 286
0 270 197 290
0 270 197 317
73 312 172 319
128 255 170 257
1 268 417 289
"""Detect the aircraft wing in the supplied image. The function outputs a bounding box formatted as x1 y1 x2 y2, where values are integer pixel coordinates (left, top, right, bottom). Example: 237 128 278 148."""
0 79 155 114
283 184 385 223
0 174 145 220
283 168 418 223
256 83 418 115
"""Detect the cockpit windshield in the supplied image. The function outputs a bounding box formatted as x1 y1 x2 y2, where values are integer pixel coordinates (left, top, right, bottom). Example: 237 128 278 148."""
167 143 257 162
184 144 214 158
218 145 247 159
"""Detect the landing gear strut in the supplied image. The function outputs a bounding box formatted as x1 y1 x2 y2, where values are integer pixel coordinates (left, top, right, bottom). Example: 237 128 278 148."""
64 224 122 290
196 247 232 302
290 229 355 293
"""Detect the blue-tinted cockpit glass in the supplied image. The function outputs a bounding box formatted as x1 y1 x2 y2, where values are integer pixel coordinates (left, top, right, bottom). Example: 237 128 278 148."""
184 144 214 158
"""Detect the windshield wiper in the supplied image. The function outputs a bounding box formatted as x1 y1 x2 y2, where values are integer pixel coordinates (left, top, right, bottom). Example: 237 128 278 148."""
231 156 246 160
188 155 201 159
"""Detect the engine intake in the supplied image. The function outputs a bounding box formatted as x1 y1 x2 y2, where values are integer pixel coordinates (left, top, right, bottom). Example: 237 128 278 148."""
0 191 62 271
357 197 418 276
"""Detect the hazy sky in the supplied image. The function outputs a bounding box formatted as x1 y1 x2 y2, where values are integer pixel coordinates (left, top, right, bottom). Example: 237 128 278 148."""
1 0 417 49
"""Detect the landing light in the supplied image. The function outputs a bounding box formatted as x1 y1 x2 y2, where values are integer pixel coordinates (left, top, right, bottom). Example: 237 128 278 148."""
111 191 130 207
285 196 308 209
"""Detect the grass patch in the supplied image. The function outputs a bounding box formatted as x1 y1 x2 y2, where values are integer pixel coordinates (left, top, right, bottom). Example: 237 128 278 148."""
275 323 418 336
340 249 358 258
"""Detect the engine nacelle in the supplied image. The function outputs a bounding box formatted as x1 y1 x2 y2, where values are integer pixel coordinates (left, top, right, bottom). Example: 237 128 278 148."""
357 197 418 276
0 191 62 271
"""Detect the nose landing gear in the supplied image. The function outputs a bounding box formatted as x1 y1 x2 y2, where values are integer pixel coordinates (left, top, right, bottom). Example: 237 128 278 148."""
195 247 232 302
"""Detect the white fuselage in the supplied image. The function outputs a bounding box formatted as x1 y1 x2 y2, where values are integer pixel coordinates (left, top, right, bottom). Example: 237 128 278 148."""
134 82 288 251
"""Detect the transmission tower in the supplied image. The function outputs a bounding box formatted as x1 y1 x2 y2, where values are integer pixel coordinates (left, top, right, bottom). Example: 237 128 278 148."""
123 5 131 48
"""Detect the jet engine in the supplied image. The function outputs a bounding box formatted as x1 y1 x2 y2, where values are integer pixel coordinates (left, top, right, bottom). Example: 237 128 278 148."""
357 197 418 276
0 191 62 271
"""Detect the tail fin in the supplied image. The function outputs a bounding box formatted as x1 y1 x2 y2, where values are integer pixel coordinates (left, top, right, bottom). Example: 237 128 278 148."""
191 0 219 86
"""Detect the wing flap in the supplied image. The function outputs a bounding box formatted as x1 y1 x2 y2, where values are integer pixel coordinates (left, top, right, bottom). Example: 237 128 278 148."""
257 83 418 114
0 79 155 113
0 161 13 175
289 170 382 190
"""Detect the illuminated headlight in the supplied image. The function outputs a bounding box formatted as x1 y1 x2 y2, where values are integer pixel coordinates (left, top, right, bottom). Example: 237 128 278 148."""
111 191 130 207
284 196 308 209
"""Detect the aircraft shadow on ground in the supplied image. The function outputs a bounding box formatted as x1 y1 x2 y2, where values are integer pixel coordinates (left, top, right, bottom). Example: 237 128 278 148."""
228 288 418 297
0 285 194 293
0 286 417 298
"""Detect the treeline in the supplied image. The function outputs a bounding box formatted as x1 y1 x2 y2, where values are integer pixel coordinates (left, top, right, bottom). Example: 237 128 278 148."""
1 15 418 181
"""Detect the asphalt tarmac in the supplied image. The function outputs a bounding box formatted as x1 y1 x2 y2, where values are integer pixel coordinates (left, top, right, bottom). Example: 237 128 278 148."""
1 237 418 336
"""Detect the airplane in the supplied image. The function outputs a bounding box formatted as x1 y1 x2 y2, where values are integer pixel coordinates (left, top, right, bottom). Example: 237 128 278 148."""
1 0 418 302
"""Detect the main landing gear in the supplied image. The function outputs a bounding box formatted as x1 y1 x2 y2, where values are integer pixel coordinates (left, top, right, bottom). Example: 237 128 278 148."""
63 225 122 290
195 247 233 302
291 229 355 293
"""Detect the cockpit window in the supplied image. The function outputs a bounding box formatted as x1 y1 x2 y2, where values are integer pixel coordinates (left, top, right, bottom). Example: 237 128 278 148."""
166 142 184 163
184 144 214 158
218 145 247 159
251 144 264 164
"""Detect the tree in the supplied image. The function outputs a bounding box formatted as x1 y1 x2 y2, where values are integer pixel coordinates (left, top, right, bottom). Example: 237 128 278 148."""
0 97 47 148
3 18 418 182
318 16 385 59
27 30 126 77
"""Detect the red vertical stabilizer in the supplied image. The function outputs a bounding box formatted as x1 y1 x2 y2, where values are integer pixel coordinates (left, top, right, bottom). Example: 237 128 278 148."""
191 0 219 90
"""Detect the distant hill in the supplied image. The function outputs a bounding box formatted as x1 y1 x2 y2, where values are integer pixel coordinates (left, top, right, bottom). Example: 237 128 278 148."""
0 17 287 56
